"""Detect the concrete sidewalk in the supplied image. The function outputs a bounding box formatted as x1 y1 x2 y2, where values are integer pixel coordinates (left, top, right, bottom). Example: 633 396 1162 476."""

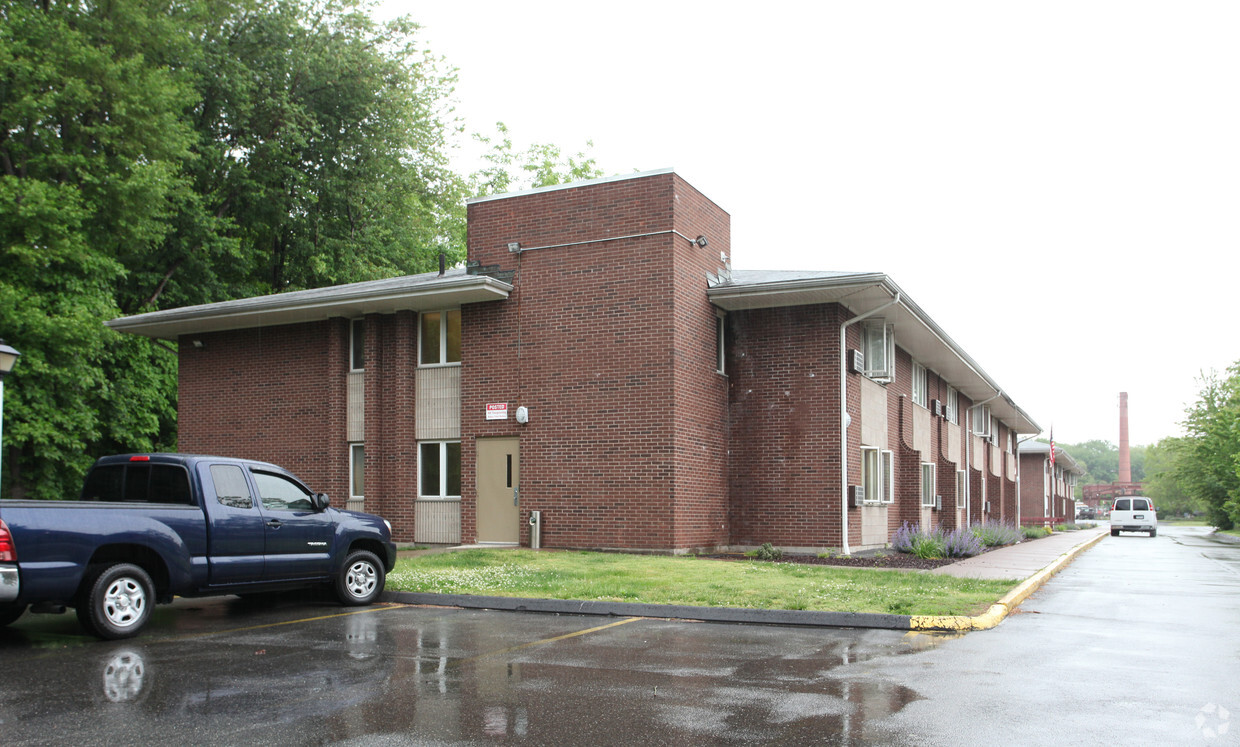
930 525 1109 580
384 527 1110 633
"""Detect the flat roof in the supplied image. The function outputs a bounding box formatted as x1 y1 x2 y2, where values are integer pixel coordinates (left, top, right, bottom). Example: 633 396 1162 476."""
709 270 1040 434
107 267 512 340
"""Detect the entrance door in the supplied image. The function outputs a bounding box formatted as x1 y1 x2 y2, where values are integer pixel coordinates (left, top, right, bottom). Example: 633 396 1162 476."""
476 438 520 543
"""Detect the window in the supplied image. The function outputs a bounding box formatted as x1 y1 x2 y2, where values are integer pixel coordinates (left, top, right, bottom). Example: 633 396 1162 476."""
420 441 461 498
351 318 365 371
420 310 462 365
972 404 991 436
80 464 192 505
921 463 937 507
350 443 364 500
912 362 927 407
715 313 726 374
861 447 894 504
882 449 894 503
210 464 254 509
946 386 958 424
956 469 967 509
862 322 895 380
253 471 315 511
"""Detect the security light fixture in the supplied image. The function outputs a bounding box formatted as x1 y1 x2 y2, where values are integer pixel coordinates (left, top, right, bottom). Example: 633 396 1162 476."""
0 340 19 378
695 235 708 248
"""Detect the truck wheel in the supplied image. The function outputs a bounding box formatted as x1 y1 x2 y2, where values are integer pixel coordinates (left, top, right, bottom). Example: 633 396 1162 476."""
335 550 384 606
0 603 26 627
80 564 154 640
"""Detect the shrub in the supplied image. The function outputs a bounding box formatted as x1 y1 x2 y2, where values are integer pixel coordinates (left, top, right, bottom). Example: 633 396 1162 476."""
942 527 984 557
891 522 983 559
972 520 1023 547
753 542 783 561
1023 526 1050 540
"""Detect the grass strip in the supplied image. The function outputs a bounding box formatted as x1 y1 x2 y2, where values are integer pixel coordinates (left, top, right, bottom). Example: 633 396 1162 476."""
387 549 1016 617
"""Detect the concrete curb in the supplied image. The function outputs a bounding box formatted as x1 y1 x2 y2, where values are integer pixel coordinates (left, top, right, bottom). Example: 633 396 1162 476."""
381 591 914 630
909 530 1108 632
381 531 1108 633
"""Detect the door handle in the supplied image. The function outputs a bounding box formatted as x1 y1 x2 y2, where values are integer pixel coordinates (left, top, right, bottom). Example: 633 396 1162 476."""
513 487 519 507
266 519 283 529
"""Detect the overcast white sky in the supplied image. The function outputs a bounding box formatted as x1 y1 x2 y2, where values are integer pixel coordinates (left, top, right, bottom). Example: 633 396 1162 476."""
384 1 1239 448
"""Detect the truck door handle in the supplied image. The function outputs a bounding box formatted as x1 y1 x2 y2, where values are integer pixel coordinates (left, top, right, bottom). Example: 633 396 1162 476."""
266 519 283 529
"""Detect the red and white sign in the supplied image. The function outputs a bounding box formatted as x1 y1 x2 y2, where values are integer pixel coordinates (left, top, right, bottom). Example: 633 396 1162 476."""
486 403 509 420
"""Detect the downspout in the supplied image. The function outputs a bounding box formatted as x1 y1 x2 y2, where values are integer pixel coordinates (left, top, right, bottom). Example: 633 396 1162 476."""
839 291 900 556
964 392 1002 527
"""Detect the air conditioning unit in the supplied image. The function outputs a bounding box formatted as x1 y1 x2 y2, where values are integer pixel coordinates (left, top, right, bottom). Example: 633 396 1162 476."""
934 495 942 510
850 485 865 506
931 399 943 417
849 349 865 375
984 501 991 512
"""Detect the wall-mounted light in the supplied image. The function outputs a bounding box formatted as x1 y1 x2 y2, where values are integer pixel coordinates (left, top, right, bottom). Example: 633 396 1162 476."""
191 339 205 349
515 406 529 424
508 242 522 253
695 235 708 248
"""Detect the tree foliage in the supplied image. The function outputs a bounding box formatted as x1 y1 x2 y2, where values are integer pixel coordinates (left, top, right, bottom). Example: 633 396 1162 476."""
0 0 519 498
1158 366 1240 529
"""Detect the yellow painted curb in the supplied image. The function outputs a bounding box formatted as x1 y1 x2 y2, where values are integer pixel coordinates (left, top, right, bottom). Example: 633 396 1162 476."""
909 530 1108 632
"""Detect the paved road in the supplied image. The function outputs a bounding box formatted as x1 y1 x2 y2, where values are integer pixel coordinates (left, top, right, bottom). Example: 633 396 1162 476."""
0 524 1235 745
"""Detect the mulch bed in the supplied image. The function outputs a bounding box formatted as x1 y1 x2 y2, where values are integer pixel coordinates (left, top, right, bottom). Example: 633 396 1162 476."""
704 552 957 571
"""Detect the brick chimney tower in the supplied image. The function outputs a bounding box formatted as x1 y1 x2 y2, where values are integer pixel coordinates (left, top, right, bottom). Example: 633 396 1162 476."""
1118 392 1131 483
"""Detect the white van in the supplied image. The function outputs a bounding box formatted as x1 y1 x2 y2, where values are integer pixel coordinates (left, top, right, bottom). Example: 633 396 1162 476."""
1110 496 1157 537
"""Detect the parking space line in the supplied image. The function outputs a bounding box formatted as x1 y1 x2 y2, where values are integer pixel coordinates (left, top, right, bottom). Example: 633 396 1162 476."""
163 602 407 641
456 616 643 665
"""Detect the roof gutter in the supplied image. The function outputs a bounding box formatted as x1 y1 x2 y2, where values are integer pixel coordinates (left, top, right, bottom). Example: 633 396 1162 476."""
839 290 900 556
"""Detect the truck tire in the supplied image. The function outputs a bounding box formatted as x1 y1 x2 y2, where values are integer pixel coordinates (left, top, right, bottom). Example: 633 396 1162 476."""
335 550 384 606
0 603 26 627
78 563 155 640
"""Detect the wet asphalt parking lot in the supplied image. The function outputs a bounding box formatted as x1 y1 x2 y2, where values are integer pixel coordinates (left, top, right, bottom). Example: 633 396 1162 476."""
0 524 1236 745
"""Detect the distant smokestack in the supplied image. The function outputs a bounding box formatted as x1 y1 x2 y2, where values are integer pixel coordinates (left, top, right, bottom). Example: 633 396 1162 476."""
1119 392 1131 483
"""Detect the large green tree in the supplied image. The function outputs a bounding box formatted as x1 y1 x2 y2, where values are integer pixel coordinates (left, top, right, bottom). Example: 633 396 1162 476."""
1168 366 1240 529
0 0 471 498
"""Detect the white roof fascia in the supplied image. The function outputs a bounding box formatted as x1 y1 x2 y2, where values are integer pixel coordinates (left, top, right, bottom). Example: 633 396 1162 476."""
107 271 512 340
709 272 1040 435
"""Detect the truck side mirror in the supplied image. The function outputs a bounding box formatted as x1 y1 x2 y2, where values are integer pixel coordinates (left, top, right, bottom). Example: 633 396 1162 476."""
313 492 331 511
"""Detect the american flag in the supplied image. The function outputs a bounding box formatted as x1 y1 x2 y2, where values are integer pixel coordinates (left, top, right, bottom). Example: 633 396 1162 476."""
1050 427 1056 467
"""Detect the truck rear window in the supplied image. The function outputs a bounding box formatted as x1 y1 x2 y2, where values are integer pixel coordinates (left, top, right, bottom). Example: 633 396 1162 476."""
80 464 193 505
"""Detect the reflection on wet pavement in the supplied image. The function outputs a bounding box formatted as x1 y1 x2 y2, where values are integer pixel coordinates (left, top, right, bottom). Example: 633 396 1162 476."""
1 599 934 744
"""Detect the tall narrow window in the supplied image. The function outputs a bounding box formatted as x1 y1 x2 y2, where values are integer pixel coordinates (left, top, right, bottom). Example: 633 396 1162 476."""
912 362 927 407
419 441 461 498
946 386 959 424
862 322 895 380
715 313 726 374
956 469 967 509
350 444 364 499
420 310 462 365
350 319 365 371
921 463 937 507
882 450 894 503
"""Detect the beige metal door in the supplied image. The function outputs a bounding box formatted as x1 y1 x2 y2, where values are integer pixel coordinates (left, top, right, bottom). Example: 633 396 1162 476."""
476 438 519 543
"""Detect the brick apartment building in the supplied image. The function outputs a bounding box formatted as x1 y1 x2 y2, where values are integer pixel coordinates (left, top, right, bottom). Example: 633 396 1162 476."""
1017 442 1083 523
110 169 1039 554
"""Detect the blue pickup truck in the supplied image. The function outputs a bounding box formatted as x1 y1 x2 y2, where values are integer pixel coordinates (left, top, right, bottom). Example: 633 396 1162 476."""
0 453 397 639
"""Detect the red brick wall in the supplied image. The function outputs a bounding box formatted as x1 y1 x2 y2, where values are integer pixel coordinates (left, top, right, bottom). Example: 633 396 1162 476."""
726 304 846 548
461 172 730 550
365 311 418 538
178 319 350 503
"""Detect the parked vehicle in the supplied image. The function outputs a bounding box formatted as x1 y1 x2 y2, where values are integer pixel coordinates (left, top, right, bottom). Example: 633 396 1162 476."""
1110 496 1157 537
0 454 397 639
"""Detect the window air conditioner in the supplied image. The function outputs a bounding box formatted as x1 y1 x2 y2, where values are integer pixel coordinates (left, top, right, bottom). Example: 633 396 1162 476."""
934 495 942 510
850 485 865 506
931 399 943 417
849 349 865 375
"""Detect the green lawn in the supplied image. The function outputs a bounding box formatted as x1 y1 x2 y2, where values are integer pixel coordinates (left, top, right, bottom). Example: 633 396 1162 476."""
387 549 1017 617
